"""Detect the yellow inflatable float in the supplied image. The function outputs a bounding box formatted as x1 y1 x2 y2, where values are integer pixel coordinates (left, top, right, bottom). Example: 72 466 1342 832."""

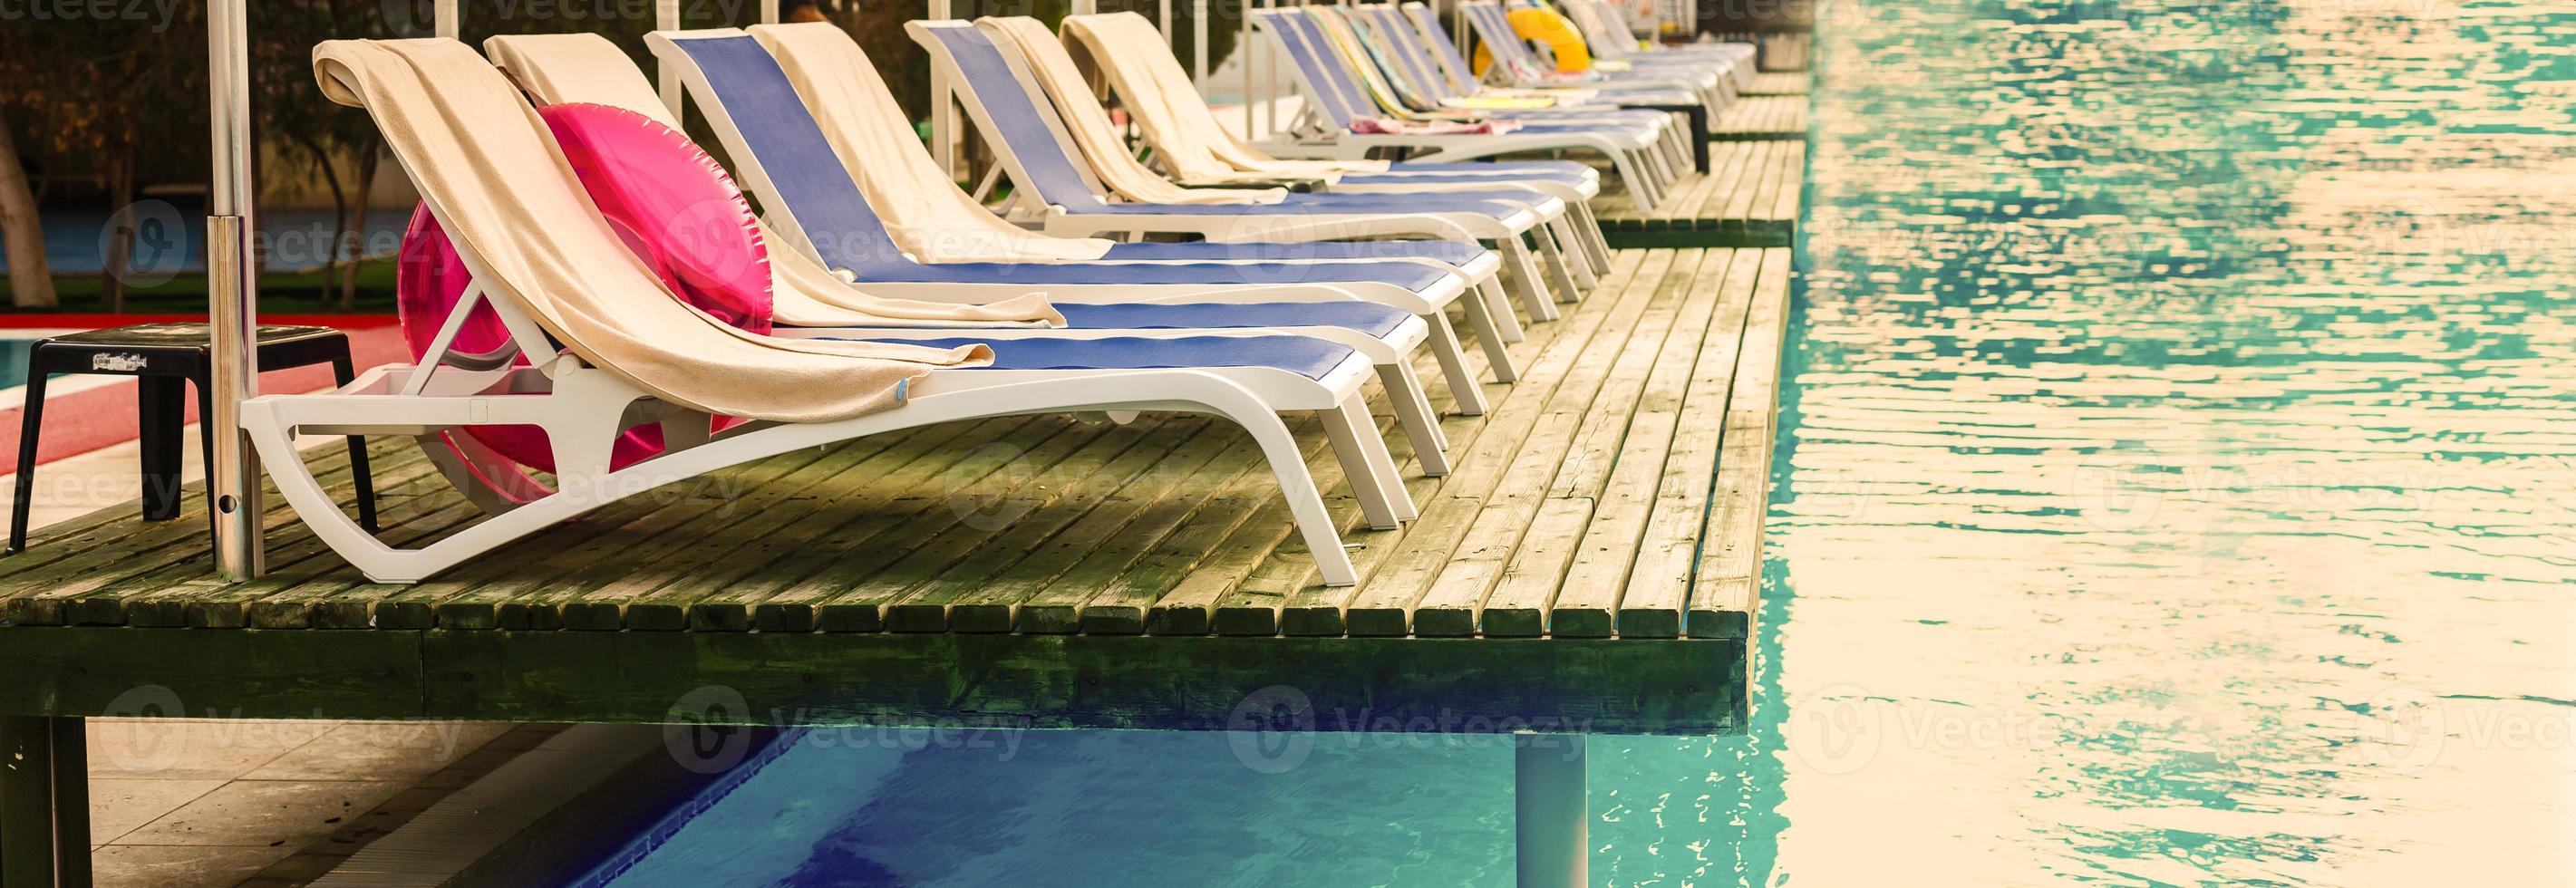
1472 4 1592 74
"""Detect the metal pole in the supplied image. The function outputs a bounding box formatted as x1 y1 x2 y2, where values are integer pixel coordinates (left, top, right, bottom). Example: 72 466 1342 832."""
433 0 457 38
930 0 958 180
1240 0 1254 135
760 0 779 23
1159 0 1172 40
206 0 262 580
1193 0 1210 85
1070 0 1095 14
657 0 683 116
1515 733 1586 886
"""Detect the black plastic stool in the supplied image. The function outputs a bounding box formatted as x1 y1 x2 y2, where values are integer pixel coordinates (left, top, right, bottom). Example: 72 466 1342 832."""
7 323 377 555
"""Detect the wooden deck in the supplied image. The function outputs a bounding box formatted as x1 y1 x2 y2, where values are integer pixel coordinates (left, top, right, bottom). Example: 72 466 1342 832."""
1587 83 1808 246
1592 140 1804 248
0 247 1786 736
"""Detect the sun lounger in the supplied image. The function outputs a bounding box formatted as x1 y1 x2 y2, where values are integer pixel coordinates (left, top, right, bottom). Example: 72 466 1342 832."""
249 38 1415 586
906 18 1599 321
1457 1 1730 113
508 28 1469 474
1248 7 1680 213
1057 11 1615 269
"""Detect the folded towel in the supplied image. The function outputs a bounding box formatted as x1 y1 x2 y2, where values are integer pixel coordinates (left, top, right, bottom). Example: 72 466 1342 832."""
1350 117 1525 135
312 38 987 422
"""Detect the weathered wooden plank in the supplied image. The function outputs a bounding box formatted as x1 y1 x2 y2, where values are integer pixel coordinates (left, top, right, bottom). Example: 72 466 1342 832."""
799 415 1161 632
1688 246 1793 639
935 422 1244 633
1411 249 1689 634
876 416 1223 632
1607 249 1772 632
1552 248 1754 635
417 630 1747 736
1345 249 1679 635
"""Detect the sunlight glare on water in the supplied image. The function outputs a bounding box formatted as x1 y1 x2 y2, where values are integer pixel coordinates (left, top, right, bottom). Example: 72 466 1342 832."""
591 0 2576 883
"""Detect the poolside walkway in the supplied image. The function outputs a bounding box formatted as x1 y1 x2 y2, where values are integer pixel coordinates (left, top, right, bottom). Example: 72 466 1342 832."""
0 246 1783 736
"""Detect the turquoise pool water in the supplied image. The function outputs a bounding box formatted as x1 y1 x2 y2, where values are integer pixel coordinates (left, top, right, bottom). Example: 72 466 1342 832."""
591 1 2576 884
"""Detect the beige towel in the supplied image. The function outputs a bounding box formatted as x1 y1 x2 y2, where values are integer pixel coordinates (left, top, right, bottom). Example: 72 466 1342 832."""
738 24 1119 265
312 38 989 423
978 17 1285 206
1060 13 1394 183
482 33 1063 329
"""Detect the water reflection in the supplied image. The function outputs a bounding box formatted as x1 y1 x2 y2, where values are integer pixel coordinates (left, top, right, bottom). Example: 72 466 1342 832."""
1702 0 2576 883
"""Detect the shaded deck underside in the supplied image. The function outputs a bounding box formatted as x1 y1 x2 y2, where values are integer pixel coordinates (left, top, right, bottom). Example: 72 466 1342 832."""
0 247 1786 734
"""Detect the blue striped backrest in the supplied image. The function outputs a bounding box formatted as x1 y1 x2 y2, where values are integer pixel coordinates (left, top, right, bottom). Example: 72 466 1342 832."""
1282 11 1395 121
1404 4 1484 92
663 34 913 275
914 24 1107 211
1256 11 1366 128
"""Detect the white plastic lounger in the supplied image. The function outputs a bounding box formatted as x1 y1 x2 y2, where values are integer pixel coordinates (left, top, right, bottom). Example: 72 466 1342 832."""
483 32 1505 323
252 38 1409 586
1554 0 1757 92
1400 1 1715 125
1248 7 1678 214
1347 2 1708 153
1457 1 1729 113
973 14 1606 304
1057 11 1615 270
1311 4 1693 175
565 29 1468 474
492 29 1516 413
905 19 1585 323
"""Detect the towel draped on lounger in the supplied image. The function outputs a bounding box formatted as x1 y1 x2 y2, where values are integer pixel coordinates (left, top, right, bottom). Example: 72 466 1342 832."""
311 37 996 422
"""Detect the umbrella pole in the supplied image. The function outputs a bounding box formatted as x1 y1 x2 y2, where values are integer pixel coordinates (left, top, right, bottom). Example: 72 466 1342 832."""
206 0 261 580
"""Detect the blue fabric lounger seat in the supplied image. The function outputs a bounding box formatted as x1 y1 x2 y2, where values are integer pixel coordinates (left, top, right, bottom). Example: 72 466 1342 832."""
915 24 1551 225
856 258 1455 288
662 32 1495 292
1055 302 1415 339
1100 239 1488 265
867 335 1360 381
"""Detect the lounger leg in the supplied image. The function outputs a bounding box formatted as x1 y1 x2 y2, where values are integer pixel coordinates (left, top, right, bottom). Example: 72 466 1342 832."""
1472 278 1526 345
1531 228 1583 305
1422 312 1494 412
1320 397 1411 529
1544 219 1596 292
1240 409 1359 587
1569 202 1614 271
1377 362 1449 476
1459 286 1525 382
1495 238 1561 322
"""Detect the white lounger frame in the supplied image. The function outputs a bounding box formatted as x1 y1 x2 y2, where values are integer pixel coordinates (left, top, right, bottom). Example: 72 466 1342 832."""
903 20 1594 324
634 28 1528 396
1244 8 1680 214
243 267 1410 587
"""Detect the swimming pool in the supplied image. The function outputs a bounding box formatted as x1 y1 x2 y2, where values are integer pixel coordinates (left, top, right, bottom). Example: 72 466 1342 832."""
586 1 2576 884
